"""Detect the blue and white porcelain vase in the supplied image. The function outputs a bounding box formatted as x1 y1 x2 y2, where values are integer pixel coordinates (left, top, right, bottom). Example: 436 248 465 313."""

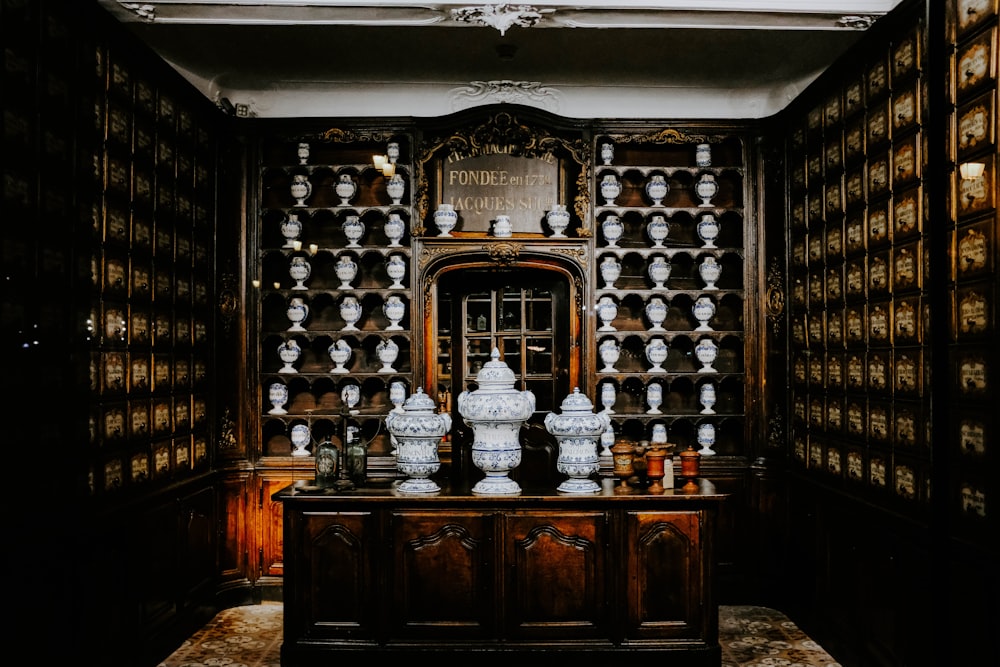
297 142 310 165
327 339 351 373
646 214 670 247
545 204 571 237
278 339 302 373
694 173 719 207
383 294 406 331
376 338 399 373
545 387 609 494
290 423 311 457
699 381 717 414
289 256 311 290
458 348 535 495
645 174 669 206
648 254 671 289
695 143 712 167
600 381 616 414
434 203 458 236
268 382 289 415
646 381 663 415
386 253 406 289
695 337 718 373
384 212 406 247
281 212 303 248
600 256 621 289
692 296 716 331
600 142 615 165
335 173 357 206
596 295 618 331
493 214 513 238
645 336 669 372
339 295 362 331
698 255 722 290
341 383 361 413
343 215 365 248
386 173 405 205
335 254 358 289
598 338 620 372
290 174 312 207
386 387 451 494
645 296 668 331
286 297 309 332
389 381 407 412
697 213 720 248
697 422 717 456
600 174 621 205
601 214 624 248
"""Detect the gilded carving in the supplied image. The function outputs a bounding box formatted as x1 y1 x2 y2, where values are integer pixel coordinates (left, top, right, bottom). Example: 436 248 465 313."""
485 241 523 265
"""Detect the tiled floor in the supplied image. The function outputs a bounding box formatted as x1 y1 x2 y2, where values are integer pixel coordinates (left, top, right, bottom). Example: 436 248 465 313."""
159 602 842 667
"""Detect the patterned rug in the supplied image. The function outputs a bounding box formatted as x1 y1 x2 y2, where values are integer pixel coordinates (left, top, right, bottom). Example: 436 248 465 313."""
159 602 842 667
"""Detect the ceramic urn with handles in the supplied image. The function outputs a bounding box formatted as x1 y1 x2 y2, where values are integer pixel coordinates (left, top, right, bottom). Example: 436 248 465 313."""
545 387 610 494
386 387 451 494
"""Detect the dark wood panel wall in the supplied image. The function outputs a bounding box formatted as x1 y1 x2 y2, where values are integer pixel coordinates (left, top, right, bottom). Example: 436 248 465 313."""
769 1 999 664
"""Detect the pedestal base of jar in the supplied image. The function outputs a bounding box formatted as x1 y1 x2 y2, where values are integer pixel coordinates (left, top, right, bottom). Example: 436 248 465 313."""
472 475 521 495
396 478 441 494
557 478 601 494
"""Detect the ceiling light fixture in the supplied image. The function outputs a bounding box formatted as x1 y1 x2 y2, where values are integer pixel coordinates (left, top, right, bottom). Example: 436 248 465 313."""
960 162 985 180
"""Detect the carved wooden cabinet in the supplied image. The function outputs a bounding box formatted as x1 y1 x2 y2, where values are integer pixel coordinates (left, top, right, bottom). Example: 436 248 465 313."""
275 481 724 663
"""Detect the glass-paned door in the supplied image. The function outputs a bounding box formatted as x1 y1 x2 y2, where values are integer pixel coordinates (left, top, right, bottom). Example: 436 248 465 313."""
437 268 571 421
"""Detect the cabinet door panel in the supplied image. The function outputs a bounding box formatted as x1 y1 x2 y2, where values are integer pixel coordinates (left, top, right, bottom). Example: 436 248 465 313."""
625 511 705 640
291 511 378 640
504 512 609 640
389 511 495 638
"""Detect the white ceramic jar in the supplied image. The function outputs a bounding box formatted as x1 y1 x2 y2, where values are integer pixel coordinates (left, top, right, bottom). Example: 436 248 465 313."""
286 297 309 332
268 382 289 415
600 256 621 289
339 295 362 331
343 215 365 248
697 213 720 248
695 337 719 373
699 255 722 290
596 295 618 331
376 338 399 373
335 173 357 205
545 387 609 494
386 253 407 289
383 294 406 331
694 172 719 207
692 296 716 331
281 213 303 248
434 203 458 236
645 336 669 372
493 214 513 238
645 296 668 331
648 254 672 289
335 254 358 289
384 212 406 247
601 215 624 248
646 214 670 247
290 174 312 207
545 204 571 237
386 173 406 205
598 338 620 372
646 381 663 415
278 339 302 373
386 387 451 494
327 339 352 373
645 174 669 206
289 256 311 290
600 174 621 205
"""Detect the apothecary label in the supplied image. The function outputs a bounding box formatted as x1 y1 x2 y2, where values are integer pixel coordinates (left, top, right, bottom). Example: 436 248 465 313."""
794 356 807 383
895 355 917 391
847 450 863 480
809 357 824 384
959 41 991 91
825 182 841 210
793 239 807 265
131 453 149 483
868 62 887 97
869 208 888 242
827 402 842 430
960 484 987 517
896 412 916 445
809 235 823 261
809 274 824 302
846 125 864 156
870 256 889 290
892 91 916 128
867 110 888 143
894 38 916 76
846 217 864 250
869 305 889 341
827 355 843 385
959 101 990 152
868 158 889 193
894 249 917 288
959 356 987 392
828 312 843 344
869 456 887 486
894 300 916 339
847 354 865 387
794 396 806 421
848 403 865 435
810 399 824 425
155 447 170 473
846 172 863 205
847 310 864 342
870 406 888 440
958 291 988 334
960 418 986 454
959 170 991 213
827 449 842 475
827 227 843 255
895 465 916 499
868 354 888 389
893 143 916 183
958 228 989 273
826 269 842 300
958 0 994 32
808 314 824 342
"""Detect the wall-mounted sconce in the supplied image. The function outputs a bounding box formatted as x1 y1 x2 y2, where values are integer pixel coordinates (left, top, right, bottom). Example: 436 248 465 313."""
308 243 319 255
292 240 303 251
251 279 261 288
960 162 986 180
373 154 395 178
273 282 282 290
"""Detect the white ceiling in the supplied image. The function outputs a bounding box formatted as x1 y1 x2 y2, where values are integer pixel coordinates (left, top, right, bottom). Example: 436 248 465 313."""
98 1 906 120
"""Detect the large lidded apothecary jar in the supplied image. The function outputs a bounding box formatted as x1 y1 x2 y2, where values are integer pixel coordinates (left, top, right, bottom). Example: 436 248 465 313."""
457 348 535 495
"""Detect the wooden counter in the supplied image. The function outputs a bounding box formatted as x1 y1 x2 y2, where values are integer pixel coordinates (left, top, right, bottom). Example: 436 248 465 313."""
274 478 726 665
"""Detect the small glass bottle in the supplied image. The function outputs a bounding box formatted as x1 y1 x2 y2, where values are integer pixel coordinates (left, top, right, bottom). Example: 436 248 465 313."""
345 426 367 485
314 439 339 486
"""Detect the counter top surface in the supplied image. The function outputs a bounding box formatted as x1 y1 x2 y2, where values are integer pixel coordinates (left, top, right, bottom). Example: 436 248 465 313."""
274 476 726 503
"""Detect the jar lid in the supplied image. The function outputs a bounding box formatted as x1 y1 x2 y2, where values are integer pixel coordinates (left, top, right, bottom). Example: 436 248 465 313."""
402 387 436 413
558 387 595 413
475 348 517 388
